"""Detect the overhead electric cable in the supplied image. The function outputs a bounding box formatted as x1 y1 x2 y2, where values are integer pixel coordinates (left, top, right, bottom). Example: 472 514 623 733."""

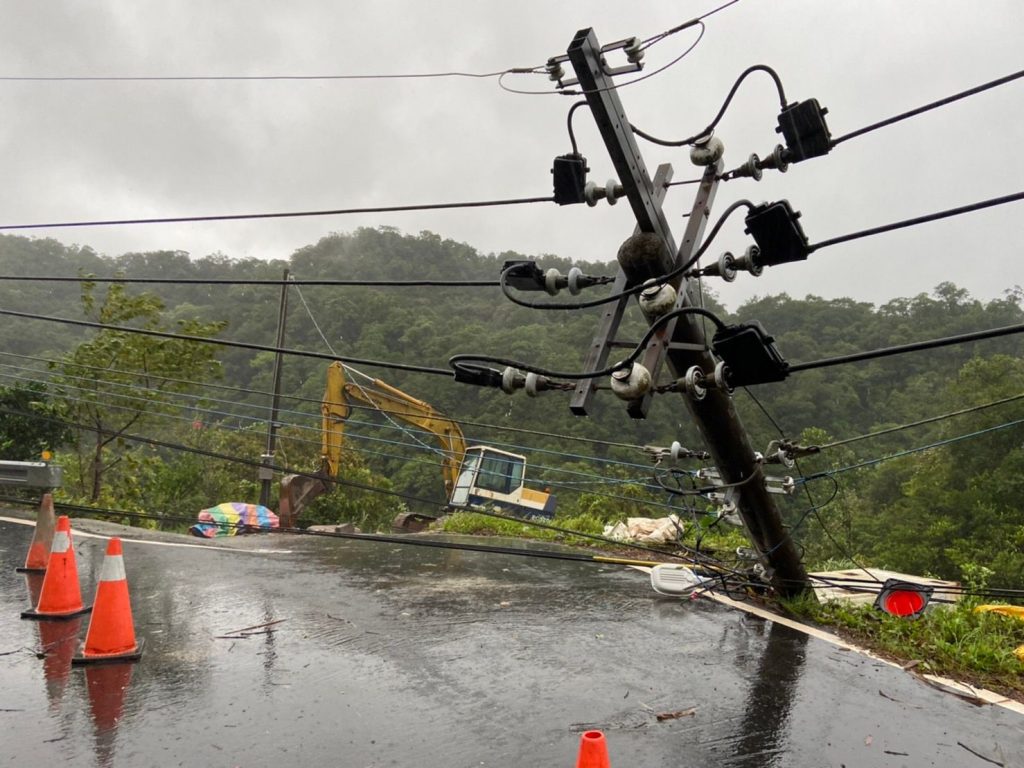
451 305 726 381
819 392 1024 450
499 199 751 310
788 322 1024 374
631 64 787 147
0 67 543 83
0 350 653 453
831 68 1024 146
809 190 1024 253
0 195 554 231
803 417 1024 480
0 274 500 287
0 306 453 377
0 407 715 566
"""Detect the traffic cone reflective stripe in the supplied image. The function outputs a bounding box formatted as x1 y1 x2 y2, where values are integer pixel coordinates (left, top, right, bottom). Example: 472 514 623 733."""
16 493 57 573
21 516 92 621
576 730 611 768
73 538 144 664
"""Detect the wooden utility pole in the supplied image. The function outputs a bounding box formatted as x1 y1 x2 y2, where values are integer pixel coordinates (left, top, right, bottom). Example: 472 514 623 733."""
564 28 810 596
259 269 290 508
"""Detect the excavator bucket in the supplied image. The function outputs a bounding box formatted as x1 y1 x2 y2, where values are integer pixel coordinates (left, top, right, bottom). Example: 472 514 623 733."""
278 473 330 529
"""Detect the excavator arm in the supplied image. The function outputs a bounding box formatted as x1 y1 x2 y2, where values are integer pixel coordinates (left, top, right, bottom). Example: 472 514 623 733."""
278 361 466 527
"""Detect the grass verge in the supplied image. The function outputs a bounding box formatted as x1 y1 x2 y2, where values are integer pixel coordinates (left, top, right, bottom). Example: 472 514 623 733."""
784 594 1024 700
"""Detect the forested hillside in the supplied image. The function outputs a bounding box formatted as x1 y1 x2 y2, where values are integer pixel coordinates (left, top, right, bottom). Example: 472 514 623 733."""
1 229 1022 587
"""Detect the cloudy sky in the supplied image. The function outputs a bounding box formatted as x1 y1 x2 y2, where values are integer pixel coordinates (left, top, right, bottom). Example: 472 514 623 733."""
1 0 1021 310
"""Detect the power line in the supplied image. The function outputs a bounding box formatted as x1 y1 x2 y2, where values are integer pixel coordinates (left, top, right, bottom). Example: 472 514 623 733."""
0 67 543 83
631 64 787 147
0 306 453 377
0 350 654 453
831 67 1024 147
0 195 553 231
0 275 500 287
819 392 1024 450
788 322 1024 374
809 190 1024 253
803 417 1024 481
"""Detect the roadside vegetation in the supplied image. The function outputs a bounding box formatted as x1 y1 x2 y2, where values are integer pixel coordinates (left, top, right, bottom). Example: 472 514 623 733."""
784 593 1024 700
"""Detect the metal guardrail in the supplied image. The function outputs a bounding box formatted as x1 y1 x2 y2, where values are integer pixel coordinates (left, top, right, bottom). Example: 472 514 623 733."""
0 460 62 488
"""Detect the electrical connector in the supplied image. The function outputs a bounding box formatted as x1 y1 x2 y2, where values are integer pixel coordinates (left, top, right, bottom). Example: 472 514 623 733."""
776 99 831 163
711 321 789 387
743 201 810 267
552 153 589 205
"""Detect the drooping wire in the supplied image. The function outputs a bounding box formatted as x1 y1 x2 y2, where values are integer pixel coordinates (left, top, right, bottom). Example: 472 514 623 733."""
802 417 1024 481
631 64 788 147
0 408 728 566
0 195 554 231
499 16 710 97
831 68 1024 147
0 274 501 287
0 66 545 83
0 306 453 377
498 199 752 310
808 190 1024 253
566 100 588 155
743 387 879 582
0 350 652 453
818 392 1024 450
0 366 672 492
450 305 726 382
788 322 1024 374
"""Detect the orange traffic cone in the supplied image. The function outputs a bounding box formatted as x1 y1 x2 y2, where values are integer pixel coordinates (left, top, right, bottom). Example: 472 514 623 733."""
73 538 144 664
16 493 57 573
576 730 611 768
21 515 92 621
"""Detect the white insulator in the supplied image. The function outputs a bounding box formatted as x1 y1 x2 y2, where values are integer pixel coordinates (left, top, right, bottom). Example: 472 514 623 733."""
714 361 733 394
610 362 651 401
638 279 677 320
733 245 764 277
605 179 622 205
683 365 706 401
584 181 601 207
525 372 543 398
670 440 684 461
544 268 562 295
690 136 725 166
566 267 584 295
717 252 737 282
501 366 524 394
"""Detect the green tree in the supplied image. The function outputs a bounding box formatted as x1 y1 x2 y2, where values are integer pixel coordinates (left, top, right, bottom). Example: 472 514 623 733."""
0 383 70 460
54 282 225 501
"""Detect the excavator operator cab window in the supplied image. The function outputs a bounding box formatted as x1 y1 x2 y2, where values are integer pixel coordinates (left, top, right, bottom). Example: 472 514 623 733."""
475 452 525 495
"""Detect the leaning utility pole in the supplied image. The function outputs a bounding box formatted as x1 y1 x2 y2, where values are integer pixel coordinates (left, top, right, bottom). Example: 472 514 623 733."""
562 28 810 596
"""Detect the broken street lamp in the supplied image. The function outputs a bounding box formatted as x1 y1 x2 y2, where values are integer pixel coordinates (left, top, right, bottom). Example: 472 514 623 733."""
873 578 933 618
711 321 790 388
744 200 810 267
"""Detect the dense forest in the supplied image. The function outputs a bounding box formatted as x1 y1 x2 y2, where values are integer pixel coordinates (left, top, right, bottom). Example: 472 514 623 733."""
1 229 1022 589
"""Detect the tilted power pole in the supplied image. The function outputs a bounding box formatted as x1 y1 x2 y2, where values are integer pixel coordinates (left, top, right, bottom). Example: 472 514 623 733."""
563 28 810 596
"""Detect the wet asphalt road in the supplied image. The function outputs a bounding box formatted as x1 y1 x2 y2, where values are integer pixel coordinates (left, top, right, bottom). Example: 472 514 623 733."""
1 513 1022 768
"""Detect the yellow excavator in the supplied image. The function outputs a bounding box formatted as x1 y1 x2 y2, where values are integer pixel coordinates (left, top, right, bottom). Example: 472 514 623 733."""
278 362 556 529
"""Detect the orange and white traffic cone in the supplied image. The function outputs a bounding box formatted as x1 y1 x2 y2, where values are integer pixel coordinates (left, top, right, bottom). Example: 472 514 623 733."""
21 515 92 621
575 730 611 768
16 493 57 573
72 537 144 664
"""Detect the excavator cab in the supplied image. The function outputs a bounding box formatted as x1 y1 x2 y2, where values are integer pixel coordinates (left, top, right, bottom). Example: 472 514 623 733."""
450 446 556 519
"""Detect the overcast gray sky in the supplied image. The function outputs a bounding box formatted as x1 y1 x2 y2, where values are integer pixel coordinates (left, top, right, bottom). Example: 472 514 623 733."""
1 0 1021 310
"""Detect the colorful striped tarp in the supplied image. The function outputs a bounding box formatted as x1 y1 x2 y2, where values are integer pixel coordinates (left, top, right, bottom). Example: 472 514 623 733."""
189 502 280 538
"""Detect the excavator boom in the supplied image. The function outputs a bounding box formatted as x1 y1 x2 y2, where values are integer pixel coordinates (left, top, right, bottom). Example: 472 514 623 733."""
279 361 466 526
